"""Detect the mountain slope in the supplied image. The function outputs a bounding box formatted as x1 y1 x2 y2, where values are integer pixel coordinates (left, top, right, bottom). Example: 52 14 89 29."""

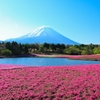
5 26 79 45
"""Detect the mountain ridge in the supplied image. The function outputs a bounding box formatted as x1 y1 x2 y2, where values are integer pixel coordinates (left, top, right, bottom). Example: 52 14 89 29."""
5 26 79 45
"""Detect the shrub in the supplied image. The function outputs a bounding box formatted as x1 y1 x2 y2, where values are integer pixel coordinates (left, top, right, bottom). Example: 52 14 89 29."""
0 49 12 56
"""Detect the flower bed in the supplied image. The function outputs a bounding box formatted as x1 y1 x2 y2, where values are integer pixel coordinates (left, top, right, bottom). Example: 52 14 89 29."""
0 64 100 99
56 54 100 61
69 55 100 61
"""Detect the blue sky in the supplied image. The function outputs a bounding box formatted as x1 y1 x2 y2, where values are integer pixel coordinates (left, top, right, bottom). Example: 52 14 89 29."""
0 0 100 44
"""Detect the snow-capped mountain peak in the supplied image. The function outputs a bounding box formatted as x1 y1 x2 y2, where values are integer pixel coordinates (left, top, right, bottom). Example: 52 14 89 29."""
27 26 52 37
5 26 79 45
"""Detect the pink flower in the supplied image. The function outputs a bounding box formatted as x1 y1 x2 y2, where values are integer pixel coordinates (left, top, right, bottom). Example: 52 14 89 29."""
0 64 100 99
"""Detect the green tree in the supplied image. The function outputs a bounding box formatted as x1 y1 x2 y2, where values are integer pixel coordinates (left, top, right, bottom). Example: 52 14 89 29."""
43 43 50 52
23 44 28 54
93 46 100 54
50 43 56 52
38 46 44 53
66 46 81 55
0 49 12 56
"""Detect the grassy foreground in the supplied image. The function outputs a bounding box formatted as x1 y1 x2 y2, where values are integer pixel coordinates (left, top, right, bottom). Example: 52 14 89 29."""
0 64 100 100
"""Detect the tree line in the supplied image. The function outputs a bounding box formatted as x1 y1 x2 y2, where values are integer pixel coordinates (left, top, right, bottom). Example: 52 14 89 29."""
0 41 100 57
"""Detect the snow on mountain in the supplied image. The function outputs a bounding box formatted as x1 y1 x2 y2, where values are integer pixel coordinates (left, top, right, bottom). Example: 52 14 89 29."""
5 26 79 45
20 26 52 38
27 26 51 37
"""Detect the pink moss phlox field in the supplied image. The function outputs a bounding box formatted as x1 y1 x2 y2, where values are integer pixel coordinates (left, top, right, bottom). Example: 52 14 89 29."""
69 55 100 60
0 64 100 99
56 55 100 60
0 64 25 69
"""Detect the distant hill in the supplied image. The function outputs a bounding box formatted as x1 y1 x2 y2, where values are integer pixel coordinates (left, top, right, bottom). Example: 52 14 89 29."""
5 26 79 45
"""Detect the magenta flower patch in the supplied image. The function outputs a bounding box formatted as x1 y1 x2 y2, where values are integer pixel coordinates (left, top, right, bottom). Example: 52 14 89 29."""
0 64 100 99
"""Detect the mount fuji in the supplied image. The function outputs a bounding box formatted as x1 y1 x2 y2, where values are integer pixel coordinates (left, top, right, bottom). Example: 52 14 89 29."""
5 26 79 45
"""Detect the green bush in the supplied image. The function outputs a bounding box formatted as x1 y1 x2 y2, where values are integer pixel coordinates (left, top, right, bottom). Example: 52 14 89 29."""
1 49 12 56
